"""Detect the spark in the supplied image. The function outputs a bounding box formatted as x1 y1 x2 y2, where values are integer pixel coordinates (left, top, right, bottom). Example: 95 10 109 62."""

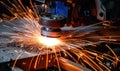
37 36 61 47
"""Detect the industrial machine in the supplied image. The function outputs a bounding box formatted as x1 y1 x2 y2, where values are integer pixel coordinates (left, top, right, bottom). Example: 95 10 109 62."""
0 0 120 71
37 0 106 38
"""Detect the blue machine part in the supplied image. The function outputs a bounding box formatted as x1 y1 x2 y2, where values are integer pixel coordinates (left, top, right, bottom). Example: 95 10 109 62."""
51 1 69 18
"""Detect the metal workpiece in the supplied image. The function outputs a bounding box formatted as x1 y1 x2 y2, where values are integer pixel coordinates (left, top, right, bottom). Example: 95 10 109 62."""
59 57 91 71
0 19 120 71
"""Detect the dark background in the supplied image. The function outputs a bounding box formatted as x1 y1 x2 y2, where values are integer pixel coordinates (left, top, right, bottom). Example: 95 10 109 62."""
0 0 120 21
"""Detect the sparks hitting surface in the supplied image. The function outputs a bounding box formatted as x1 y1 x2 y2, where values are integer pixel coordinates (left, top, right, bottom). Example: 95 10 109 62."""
37 36 61 47
0 0 120 71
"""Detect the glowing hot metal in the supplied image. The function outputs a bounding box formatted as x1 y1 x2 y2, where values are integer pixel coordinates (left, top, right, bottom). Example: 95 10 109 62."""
38 36 61 47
